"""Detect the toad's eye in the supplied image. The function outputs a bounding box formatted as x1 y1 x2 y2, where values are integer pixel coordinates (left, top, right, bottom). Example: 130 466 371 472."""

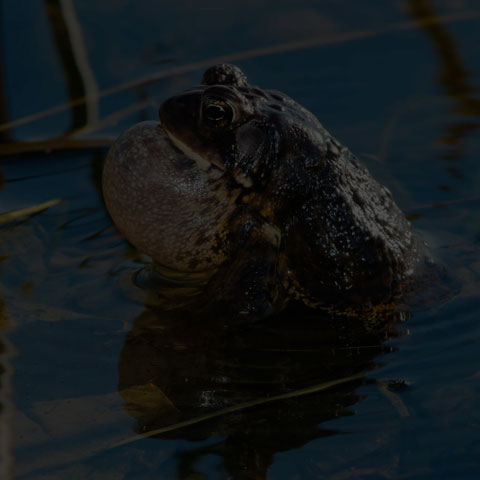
206 103 226 121
202 98 233 126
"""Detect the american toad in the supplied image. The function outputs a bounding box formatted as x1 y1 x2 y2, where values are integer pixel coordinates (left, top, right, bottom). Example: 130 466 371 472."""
103 64 424 318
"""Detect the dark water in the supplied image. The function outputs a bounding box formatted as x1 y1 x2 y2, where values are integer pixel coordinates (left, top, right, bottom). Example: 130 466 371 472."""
1 1 480 479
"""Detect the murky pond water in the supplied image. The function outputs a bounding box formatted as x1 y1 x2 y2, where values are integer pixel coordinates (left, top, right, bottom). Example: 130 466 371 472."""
1 1 480 479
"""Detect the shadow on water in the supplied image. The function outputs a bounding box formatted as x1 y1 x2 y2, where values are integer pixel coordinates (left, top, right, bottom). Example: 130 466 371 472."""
116 304 407 479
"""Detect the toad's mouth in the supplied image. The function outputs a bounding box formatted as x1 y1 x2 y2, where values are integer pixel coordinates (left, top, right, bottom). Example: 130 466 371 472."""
162 125 225 173
161 124 254 189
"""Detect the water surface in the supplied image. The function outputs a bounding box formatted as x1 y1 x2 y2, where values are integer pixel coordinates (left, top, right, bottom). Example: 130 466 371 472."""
1 1 480 479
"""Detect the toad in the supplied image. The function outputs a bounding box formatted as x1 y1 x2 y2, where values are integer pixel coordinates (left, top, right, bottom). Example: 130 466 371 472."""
102 64 426 318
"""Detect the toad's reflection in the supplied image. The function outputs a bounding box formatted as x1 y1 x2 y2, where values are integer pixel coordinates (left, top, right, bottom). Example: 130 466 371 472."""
117 305 406 478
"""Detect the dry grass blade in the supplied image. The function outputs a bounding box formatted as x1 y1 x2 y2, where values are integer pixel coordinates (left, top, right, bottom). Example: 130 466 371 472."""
1 10 479 134
72 100 155 137
0 198 62 225
407 194 480 213
109 371 366 449
377 380 410 418
0 100 152 156
0 138 113 156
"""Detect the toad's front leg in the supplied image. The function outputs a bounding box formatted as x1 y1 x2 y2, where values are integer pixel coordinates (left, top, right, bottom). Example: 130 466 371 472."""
207 208 286 321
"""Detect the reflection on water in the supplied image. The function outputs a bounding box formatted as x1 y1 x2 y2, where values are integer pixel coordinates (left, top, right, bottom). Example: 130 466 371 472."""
406 0 480 173
0 51 8 143
118 306 404 479
0 299 13 479
2 2 480 153
0 0 7 143
44 0 99 131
